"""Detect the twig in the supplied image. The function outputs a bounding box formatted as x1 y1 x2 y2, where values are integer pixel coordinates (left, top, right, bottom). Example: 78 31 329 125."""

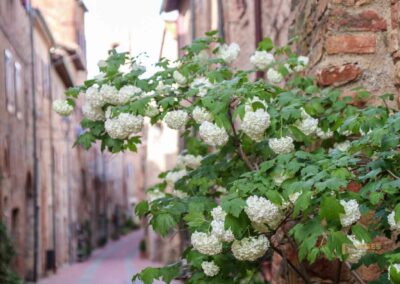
345 262 366 284
387 169 400 180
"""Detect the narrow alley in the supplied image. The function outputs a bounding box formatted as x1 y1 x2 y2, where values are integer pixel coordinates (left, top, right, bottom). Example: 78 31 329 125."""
38 230 160 284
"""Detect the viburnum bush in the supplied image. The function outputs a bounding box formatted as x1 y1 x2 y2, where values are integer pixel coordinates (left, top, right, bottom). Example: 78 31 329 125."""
54 31 400 284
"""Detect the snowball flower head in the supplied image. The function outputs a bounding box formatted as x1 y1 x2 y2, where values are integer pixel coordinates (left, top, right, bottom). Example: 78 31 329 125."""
192 106 212 124
190 77 212 97
173 70 187 86
245 96 268 112
334 141 351 152
53 100 73 116
340 199 361 227
144 99 159 117
294 56 309 72
85 85 105 107
218 43 240 63
105 113 143 139
118 85 142 104
231 235 270 261
165 170 187 186
211 206 226 222
201 261 220 277
241 109 270 142
245 195 281 225
316 127 334 139
164 110 188 130
191 232 222 255
82 103 105 121
176 154 202 169
272 172 289 186
100 84 120 105
97 60 107 68
250 51 275 70
297 116 319 136
210 206 234 242
388 211 400 232
346 235 367 263
199 121 229 147
269 136 295 154
267 68 283 84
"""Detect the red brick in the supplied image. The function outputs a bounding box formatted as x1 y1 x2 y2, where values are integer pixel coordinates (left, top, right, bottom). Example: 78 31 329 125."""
330 9 387 32
325 34 376 54
317 63 362 86
347 181 362 192
332 0 372 6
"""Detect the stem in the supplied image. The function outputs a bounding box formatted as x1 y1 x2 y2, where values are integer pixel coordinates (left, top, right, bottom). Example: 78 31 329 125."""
387 169 400 179
228 106 256 171
335 260 342 284
345 262 366 284
270 245 312 284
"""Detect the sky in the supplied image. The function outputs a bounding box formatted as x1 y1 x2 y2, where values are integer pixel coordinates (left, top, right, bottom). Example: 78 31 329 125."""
84 0 170 78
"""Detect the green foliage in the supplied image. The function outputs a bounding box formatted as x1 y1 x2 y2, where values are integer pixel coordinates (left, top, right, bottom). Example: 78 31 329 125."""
0 222 22 284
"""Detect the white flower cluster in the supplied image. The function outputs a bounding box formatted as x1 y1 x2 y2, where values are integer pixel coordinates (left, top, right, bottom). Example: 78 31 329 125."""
388 211 400 232
191 231 222 255
176 154 202 169
334 141 351 152
52 100 73 116
100 84 120 105
231 235 270 261
201 261 220 277
156 81 171 95
118 85 142 104
316 127 334 139
210 206 235 242
194 50 209 64
173 70 187 86
199 121 229 147
164 110 188 130
289 192 301 204
165 169 187 186
296 109 318 136
389 263 400 283
294 56 309 72
217 43 240 64
272 172 289 186
250 51 274 70
269 136 295 154
190 77 212 97
346 235 367 263
340 199 361 227
105 113 144 140
192 106 212 124
245 196 283 230
171 189 188 198
147 189 165 202
267 69 283 84
245 96 268 112
241 109 271 142
144 99 159 117
83 103 105 121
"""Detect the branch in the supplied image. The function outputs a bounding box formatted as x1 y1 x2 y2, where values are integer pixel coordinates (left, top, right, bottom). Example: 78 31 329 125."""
387 169 400 180
227 106 256 171
345 262 366 284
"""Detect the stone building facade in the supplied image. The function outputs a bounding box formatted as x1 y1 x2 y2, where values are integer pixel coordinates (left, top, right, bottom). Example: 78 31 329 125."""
0 0 142 281
161 0 400 282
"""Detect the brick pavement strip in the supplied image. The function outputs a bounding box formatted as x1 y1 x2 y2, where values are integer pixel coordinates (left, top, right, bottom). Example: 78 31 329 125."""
38 230 167 284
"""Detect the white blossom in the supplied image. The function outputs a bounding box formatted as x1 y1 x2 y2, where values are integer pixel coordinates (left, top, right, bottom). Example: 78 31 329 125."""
269 137 295 154
289 192 301 204
97 60 107 68
245 96 268 112
190 77 212 97
297 116 319 135
164 110 188 130
231 235 270 261
245 196 281 225
294 56 309 72
284 63 293 74
334 141 351 152
105 113 143 139
216 186 227 193
192 106 212 124
156 81 171 95
82 103 105 121
217 43 240 64
340 199 361 227
52 100 73 116
194 50 209 64
272 173 289 186
211 206 226 222
210 206 234 242
267 69 283 84
94 72 106 81
147 189 165 202
201 261 220 277
316 127 334 139
172 189 188 198
85 85 105 107
173 70 187 86
388 211 400 232
346 235 367 263
176 154 202 169
144 99 159 117
250 51 275 70
191 232 222 255
241 109 270 142
165 170 187 186
118 85 142 104
199 121 229 147
100 84 120 105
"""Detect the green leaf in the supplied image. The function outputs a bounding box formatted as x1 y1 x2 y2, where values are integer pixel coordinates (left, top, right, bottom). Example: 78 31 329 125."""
221 196 245 218
225 212 250 239
151 213 177 236
132 263 180 284
183 211 205 228
258 38 274 51
320 196 344 226
351 224 372 243
135 201 149 218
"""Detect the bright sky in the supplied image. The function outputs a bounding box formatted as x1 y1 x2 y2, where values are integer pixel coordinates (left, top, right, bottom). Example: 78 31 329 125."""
84 0 168 78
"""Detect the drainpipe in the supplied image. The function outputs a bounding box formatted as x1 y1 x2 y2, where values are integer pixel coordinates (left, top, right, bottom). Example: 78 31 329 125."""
217 0 225 40
28 4 39 282
254 0 264 79
190 0 196 41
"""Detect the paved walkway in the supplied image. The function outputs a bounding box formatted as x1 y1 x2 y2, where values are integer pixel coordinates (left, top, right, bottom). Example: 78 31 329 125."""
38 230 165 284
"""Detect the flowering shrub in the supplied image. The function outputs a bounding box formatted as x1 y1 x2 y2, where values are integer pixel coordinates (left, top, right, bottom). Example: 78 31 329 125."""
55 31 400 283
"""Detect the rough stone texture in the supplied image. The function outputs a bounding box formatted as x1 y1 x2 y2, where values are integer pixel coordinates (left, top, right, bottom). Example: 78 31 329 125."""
329 9 387 32
325 34 377 54
317 63 363 86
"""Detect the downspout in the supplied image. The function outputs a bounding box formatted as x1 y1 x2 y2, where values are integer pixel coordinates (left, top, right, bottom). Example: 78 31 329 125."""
217 0 225 40
190 0 196 41
28 4 39 282
254 0 264 79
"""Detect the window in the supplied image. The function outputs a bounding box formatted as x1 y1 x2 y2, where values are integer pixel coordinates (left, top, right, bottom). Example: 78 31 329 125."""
14 62 23 119
4 49 15 113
